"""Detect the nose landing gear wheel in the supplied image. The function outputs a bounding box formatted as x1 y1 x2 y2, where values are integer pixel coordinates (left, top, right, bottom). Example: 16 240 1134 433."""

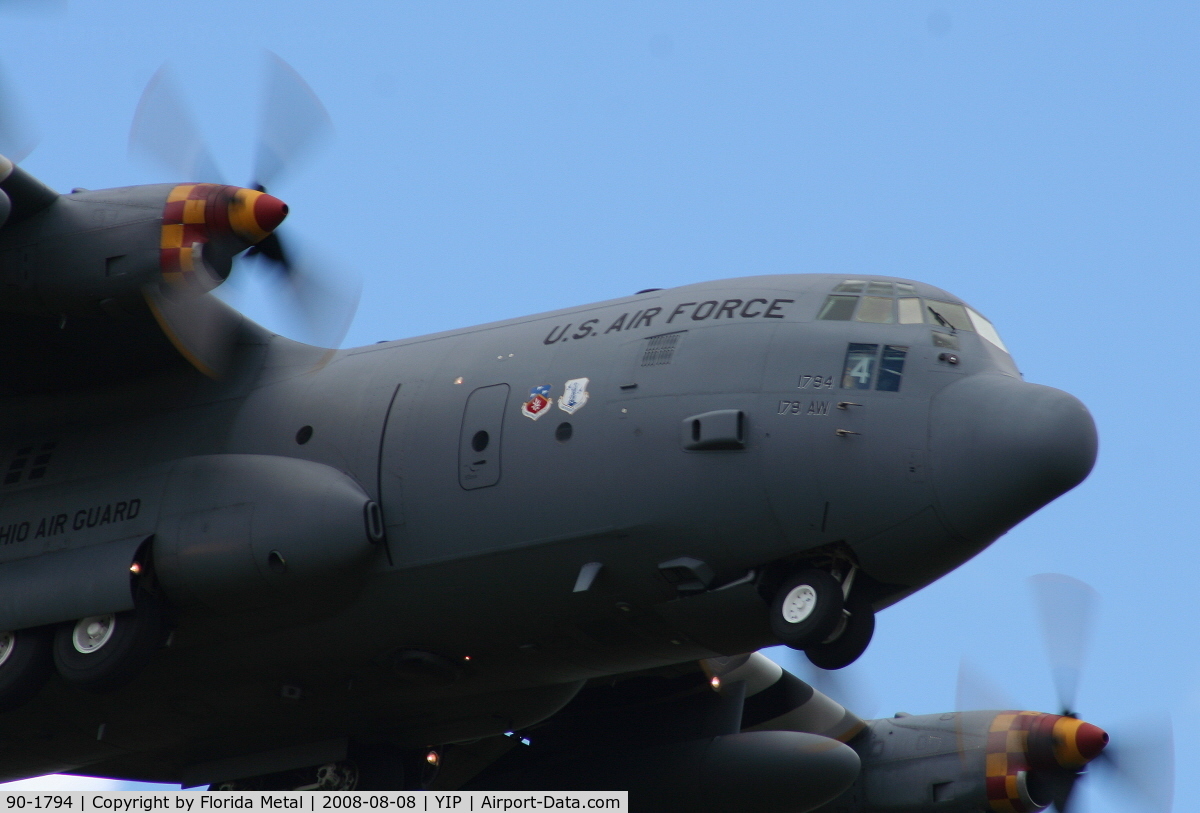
804 589 875 670
0 627 54 711
770 569 844 649
52 594 168 692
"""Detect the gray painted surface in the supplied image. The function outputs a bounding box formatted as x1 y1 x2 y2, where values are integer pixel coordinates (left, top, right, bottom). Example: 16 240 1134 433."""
0 263 1096 787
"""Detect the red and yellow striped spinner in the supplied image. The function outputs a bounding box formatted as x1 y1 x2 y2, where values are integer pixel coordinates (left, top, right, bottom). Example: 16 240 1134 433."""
159 183 288 288
985 711 1108 812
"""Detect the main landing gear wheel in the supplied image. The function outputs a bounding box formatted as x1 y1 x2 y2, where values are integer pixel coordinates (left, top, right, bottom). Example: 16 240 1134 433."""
770 569 844 649
52 594 168 692
0 627 54 711
805 589 875 670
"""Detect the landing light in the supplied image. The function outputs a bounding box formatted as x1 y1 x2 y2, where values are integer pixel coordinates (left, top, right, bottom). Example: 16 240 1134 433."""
710 676 721 691
426 750 440 766
129 562 142 574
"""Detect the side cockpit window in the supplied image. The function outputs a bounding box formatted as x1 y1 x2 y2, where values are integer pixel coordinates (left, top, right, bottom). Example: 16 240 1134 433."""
841 343 909 391
966 307 1009 352
924 300 971 331
817 295 858 321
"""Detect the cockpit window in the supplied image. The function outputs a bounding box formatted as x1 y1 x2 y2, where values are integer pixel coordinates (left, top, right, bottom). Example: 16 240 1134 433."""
924 300 972 331
967 307 1009 352
896 297 923 324
876 345 908 391
818 295 858 321
841 343 908 391
842 343 877 389
855 296 894 323
819 282 1011 358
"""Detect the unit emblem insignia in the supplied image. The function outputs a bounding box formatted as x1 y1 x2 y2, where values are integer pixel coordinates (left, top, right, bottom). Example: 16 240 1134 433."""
558 378 590 414
521 385 553 420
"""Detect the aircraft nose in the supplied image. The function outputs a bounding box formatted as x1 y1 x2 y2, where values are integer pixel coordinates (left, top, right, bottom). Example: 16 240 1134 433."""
929 374 1097 542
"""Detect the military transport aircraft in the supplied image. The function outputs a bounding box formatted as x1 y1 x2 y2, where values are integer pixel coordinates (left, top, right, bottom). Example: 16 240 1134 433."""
0 60 1097 795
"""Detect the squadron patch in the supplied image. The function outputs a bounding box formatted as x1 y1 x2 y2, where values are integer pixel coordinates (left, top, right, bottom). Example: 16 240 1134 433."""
522 385 553 420
558 378 590 414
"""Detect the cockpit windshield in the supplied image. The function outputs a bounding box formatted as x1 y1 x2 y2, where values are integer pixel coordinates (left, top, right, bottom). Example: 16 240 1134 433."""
817 280 1010 353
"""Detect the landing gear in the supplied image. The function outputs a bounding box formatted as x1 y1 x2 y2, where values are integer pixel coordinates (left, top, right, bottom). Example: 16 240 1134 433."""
769 569 844 649
52 593 168 692
805 589 875 670
0 626 54 711
769 564 877 669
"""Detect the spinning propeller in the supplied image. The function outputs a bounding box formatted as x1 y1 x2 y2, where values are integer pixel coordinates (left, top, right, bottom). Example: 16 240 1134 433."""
956 574 1174 813
128 52 357 369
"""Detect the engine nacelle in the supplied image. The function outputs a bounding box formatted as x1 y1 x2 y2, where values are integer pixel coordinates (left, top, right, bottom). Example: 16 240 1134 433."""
0 170 285 315
153 454 382 614
812 710 1108 813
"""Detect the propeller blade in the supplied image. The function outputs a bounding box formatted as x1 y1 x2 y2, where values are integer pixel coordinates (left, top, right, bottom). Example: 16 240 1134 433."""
1041 769 1080 813
1095 712 1174 813
143 284 242 379
1029 573 1098 716
955 657 1019 712
129 64 225 184
0 61 38 163
252 51 332 190
239 234 360 350
245 230 289 269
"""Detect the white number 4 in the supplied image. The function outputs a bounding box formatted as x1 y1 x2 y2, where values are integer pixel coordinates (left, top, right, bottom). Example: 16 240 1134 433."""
849 358 872 384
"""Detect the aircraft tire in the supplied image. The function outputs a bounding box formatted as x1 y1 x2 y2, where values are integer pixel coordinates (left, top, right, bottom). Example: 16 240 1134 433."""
52 593 169 692
0 627 55 711
804 590 875 670
769 569 844 650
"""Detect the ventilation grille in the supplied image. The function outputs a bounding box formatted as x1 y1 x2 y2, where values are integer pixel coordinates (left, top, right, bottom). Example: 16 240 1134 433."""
641 332 683 367
4 441 57 486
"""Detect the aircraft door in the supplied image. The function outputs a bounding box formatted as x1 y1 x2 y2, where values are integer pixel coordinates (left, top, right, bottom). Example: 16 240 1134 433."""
458 384 509 490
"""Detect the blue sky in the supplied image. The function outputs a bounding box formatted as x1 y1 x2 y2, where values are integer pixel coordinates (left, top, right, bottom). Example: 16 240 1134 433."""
0 2 1194 805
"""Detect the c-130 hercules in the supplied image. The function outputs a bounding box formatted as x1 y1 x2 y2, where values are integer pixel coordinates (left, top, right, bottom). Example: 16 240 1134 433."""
0 59 1097 802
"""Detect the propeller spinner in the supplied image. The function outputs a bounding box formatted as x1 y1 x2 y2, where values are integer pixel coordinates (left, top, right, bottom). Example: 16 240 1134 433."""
157 183 289 291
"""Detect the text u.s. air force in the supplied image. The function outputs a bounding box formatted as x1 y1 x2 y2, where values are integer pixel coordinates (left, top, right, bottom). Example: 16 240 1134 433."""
543 297 795 345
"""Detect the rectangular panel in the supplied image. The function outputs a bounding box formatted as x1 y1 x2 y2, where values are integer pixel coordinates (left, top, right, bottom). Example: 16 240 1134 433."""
459 384 510 490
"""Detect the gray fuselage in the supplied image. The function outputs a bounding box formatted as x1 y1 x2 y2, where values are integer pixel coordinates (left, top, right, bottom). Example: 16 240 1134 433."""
0 273 1096 784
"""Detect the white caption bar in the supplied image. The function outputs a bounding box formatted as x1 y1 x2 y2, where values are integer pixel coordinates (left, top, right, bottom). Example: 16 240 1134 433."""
0 793 627 812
